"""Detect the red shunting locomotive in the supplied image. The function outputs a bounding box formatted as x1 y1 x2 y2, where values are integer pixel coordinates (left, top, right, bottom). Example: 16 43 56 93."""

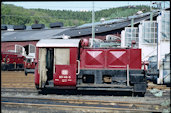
34 38 147 96
1 52 26 71
1 52 35 74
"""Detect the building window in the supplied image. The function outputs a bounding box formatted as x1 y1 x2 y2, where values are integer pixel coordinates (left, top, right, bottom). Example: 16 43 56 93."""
29 44 36 53
15 45 23 54
125 27 139 47
160 11 170 40
142 21 158 44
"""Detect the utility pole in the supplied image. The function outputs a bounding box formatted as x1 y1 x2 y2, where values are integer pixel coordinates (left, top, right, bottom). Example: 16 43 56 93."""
91 1 95 47
150 1 153 22
131 18 134 47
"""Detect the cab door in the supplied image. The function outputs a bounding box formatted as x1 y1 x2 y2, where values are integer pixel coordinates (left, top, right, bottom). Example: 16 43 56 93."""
53 47 78 86
38 48 47 88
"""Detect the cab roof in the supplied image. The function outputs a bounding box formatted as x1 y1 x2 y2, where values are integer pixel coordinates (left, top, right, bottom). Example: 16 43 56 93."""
36 39 81 47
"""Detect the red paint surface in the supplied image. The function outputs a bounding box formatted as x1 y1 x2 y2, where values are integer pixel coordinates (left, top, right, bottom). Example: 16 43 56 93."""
35 69 39 85
34 48 39 86
53 48 77 86
107 49 128 68
34 48 40 85
80 49 105 68
24 58 36 69
1 52 25 64
25 62 35 69
53 65 76 86
80 48 141 69
34 47 78 86
129 49 141 69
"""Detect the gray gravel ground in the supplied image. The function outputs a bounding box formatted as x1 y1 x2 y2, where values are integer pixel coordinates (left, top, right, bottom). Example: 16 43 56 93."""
1 90 170 104
1 89 170 113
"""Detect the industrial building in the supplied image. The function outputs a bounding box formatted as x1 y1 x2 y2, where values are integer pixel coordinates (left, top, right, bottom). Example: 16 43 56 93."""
1 10 160 58
121 9 170 60
121 9 170 84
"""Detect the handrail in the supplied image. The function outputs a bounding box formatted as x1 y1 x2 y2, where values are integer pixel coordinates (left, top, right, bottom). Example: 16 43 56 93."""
76 60 80 75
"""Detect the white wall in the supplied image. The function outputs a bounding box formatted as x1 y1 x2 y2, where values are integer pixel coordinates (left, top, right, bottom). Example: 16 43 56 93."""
139 44 157 61
121 30 125 48
157 11 170 84
138 23 158 61
157 12 170 69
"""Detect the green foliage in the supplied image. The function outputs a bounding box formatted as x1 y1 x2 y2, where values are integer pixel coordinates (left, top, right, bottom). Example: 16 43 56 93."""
1 3 151 27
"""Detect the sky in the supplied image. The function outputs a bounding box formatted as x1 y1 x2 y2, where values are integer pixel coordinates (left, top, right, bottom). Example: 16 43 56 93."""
2 1 170 11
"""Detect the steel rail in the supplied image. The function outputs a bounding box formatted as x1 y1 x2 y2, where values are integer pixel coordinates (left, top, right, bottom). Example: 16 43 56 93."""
1 101 162 112
1 96 164 112
0 96 162 105
1 90 37 94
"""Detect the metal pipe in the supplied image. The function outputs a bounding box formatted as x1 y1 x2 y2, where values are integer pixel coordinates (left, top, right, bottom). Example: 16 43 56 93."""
131 18 134 28
76 60 80 75
91 1 95 47
127 64 130 86
150 1 153 22
131 18 134 46
157 22 159 70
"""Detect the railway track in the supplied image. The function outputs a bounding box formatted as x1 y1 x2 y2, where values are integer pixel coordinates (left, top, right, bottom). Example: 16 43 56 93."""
1 71 170 112
1 88 38 95
2 87 170 98
1 96 167 112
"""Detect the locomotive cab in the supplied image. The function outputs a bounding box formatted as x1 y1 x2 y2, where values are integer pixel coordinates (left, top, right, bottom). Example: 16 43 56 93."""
35 39 80 89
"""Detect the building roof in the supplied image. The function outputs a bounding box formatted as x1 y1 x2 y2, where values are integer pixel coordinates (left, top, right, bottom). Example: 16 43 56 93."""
1 28 69 42
1 10 160 42
56 11 159 37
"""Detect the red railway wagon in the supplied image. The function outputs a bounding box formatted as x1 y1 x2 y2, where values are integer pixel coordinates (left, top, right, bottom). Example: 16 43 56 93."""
34 39 147 96
1 52 26 71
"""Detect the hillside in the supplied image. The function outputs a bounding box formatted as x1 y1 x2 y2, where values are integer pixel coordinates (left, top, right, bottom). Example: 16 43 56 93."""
1 3 151 27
